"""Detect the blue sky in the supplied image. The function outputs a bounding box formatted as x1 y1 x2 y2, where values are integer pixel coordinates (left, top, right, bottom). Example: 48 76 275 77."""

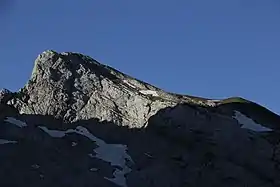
0 0 279 114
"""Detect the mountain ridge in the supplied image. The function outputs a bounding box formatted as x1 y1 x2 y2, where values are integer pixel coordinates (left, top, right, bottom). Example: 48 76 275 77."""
0 50 280 187
4 50 279 118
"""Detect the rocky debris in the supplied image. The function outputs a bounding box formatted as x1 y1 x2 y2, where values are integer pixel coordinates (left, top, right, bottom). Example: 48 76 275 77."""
0 50 280 187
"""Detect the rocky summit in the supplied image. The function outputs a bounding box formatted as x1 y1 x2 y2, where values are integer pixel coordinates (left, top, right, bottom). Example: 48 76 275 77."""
1 50 280 187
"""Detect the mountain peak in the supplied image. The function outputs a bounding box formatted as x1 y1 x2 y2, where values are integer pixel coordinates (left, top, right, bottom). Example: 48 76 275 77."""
1 51 280 186
14 50 176 126
10 50 278 128
31 50 100 82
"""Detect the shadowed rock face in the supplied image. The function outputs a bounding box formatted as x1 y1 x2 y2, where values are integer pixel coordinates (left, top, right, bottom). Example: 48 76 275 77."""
1 50 280 187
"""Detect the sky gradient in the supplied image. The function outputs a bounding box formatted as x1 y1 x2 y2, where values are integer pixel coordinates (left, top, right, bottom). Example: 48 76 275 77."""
0 0 279 114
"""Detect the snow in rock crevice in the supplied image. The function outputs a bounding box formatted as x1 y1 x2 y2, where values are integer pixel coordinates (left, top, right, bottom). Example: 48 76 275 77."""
0 139 17 145
139 90 159 97
233 111 273 132
123 80 136 89
39 125 134 187
4 117 27 128
206 99 220 107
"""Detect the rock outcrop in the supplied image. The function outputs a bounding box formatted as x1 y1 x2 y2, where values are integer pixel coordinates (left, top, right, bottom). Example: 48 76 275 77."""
1 50 280 187
9 50 178 127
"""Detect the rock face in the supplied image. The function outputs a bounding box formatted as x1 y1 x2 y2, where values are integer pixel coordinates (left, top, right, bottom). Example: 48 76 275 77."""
11 50 177 127
1 50 280 187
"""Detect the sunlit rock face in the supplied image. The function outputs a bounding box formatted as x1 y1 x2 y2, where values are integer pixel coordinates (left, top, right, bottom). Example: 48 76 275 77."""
0 50 280 187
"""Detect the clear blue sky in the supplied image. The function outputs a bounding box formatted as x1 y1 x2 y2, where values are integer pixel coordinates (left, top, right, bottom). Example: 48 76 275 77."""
0 0 279 114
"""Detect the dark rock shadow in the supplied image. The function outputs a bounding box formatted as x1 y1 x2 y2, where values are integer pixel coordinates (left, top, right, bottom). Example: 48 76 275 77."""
0 103 280 187
0 104 186 187
146 103 280 187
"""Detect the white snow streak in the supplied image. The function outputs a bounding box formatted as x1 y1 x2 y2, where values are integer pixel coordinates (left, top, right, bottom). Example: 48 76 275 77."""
39 125 133 187
31 164 40 169
0 139 17 145
233 111 273 132
123 80 136 89
72 142 78 147
105 167 132 187
139 90 159 97
206 100 220 107
38 126 68 138
4 117 27 128
90 168 98 172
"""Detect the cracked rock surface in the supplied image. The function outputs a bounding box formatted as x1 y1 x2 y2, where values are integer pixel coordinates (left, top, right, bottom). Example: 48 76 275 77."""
11 50 175 127
1 50 280 187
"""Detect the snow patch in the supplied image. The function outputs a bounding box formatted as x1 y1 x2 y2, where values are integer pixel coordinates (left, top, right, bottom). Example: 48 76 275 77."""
72 142 78 147
4 117 27 128
139 90 159 97
0 139 17 145
90 168 98 172
123 80 136 89
233 111 273 132
39 125 134 187
206 100 220 107
105 167 132 187
31 164 40 169
38 126 67 138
